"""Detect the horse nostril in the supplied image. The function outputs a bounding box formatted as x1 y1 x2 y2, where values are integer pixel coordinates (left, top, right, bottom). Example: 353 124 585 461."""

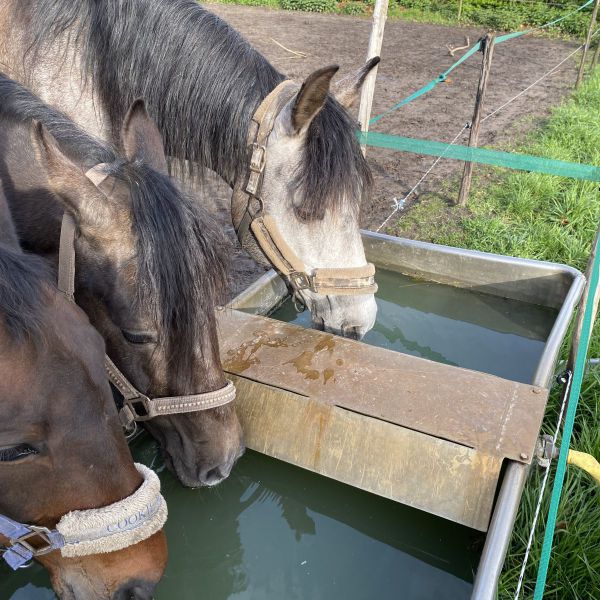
341 324 363 340
113 580 155 600
311 316 325 331
199 465 228 487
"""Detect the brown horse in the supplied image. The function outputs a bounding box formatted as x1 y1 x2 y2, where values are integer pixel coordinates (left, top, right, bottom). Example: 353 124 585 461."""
0 0 380 339
0 186 167 599
0 74 243 487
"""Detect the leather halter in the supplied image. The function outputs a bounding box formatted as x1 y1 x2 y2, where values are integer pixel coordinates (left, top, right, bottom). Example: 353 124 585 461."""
232 81 378 297
57 185 235 429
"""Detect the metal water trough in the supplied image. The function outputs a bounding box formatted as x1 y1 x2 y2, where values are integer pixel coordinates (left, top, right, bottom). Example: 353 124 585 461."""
220 231 584 600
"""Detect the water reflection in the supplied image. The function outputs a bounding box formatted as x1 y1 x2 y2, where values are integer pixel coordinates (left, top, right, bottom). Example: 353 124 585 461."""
0 439 483 600
137 439 482 600
271 269 557 384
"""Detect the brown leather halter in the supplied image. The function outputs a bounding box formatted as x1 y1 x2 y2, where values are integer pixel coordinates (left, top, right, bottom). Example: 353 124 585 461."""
57 193 235 430
232 81 378 297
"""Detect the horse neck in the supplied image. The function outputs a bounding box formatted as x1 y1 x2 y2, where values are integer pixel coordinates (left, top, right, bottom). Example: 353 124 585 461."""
92 2 284 187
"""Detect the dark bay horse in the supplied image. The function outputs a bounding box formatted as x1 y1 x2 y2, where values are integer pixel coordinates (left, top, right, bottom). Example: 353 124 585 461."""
0 187 167 599
0 74 243 487
0 0 380 339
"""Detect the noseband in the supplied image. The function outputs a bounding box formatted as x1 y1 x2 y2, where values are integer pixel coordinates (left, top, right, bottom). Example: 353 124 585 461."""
58 188 235 429
1 463 166 569
232 80 378 297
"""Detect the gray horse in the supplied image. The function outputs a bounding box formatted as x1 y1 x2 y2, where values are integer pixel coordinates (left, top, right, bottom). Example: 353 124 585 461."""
0 0 380 338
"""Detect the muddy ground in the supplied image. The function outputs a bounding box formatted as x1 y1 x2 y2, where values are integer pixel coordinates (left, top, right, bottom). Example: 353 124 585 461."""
199 5 579 296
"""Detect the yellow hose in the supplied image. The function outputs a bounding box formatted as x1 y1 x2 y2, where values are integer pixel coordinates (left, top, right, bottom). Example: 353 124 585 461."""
567 449 600 485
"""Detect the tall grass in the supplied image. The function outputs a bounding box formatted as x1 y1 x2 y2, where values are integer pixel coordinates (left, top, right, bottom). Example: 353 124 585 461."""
392 69 600 599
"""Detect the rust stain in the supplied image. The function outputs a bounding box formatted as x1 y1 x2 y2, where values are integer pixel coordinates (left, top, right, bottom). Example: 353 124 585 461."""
285 334 337 382
336 359 344 366
223 329 287 373
315 335 335 353
304 401 332 468
285 350 320 380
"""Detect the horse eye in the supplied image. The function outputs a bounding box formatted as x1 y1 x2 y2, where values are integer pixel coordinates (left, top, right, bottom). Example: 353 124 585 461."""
0 444 39 462
121 330 157 345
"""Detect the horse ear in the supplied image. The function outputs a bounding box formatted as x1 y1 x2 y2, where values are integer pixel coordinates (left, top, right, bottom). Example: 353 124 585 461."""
31 121 108 224
121 99 168 174
290 65 339 133
333 57 380 109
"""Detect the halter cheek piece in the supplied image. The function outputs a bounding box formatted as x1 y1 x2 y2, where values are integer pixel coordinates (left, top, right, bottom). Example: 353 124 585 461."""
58 167 236 429
232 80 378 297
0 463 167 569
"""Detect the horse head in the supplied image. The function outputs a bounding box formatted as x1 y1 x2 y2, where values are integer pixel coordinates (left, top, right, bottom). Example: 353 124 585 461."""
233 59 380 339
0 241 167 599
30 100 243 488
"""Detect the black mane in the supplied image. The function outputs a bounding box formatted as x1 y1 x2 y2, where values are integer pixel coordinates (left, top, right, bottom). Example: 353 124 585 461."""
0 243 49 341
0 73 228 379
22 0 371 221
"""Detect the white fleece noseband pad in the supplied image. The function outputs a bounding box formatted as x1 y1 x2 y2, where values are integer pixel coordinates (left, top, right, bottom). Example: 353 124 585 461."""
56 463 167 557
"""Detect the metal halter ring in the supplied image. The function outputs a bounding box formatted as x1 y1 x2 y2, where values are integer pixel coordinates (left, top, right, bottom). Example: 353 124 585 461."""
9 526 56 563
289 271 312 292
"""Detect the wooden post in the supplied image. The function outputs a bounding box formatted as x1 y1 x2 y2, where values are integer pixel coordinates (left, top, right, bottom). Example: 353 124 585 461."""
576 0 600 88
456 34 495 207
591 38 600 72
358 0 389 156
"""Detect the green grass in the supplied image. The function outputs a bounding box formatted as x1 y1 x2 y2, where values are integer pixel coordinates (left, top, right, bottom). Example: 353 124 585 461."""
390 69 600 599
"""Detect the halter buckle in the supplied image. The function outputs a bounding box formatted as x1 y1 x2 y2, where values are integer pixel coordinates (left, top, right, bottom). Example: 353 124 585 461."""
120 394 153 426
11 526 55 557
246 144 267 196
289 271 313 292
249 143 267 175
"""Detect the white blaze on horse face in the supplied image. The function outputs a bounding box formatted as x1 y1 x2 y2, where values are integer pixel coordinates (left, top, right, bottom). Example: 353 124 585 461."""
259 107 377 339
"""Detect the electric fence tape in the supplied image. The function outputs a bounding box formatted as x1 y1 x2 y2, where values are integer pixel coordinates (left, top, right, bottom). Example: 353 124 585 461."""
356 131 600 181
532 232 600 599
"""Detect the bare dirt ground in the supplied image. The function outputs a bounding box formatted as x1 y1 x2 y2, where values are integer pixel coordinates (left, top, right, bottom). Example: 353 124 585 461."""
199 4 579 296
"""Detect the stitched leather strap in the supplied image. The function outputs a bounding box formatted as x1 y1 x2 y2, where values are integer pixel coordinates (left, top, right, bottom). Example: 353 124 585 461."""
57 213 76 300
250 215 377 294
105 356 236 428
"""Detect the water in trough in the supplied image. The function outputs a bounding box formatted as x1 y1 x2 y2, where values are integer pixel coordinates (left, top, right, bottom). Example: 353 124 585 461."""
2 439 482 600
2 269 558 599
271 269 558 384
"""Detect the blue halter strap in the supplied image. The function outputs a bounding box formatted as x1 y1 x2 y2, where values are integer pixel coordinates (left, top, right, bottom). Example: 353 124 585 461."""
0 513 65 570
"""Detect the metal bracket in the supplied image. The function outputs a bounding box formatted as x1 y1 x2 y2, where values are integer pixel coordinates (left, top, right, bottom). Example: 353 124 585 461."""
536 433 559 468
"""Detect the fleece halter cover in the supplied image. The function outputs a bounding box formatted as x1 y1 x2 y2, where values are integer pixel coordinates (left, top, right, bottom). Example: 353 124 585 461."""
1 463 167 569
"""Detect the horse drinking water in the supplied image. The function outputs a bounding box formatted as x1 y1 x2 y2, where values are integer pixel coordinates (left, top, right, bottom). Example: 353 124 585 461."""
0 73 244 487
0 0 380 339
0 185 168 599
